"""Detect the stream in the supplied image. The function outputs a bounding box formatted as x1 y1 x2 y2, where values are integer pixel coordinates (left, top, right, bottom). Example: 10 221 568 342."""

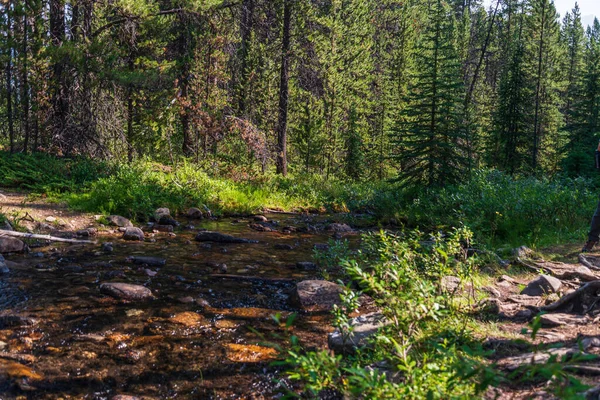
0 214 364 399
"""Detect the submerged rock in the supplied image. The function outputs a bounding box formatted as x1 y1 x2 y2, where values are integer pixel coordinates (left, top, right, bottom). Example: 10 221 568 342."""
0 237 26 254
195 231 258 244
122 227 145 241
296 261 318 270
107 215 133 227
328 312 391 354
520 274 562 296
129 256 166 266
100 282 153 300
254 215 268 222
291 280 344 312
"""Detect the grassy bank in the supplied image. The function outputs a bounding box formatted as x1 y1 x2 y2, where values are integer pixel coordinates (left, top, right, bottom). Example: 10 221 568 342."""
0 152 596 248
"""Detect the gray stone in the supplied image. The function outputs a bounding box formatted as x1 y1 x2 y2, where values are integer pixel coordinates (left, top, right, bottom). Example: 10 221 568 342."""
102 242 114 253
158 215 179 227
0 237 26 253
441 276 462 292
296 261 318 270
100 282 153 300
111 396 141 400
186 207 203 219
328 312 391 354
195 231 257 244
154 224 174 232
325 223 353 233
540 313 589 328
291 280 344 312
254 215 268 222
0 314 38 328
77 228 97 237
513 246 534 259
123 227 145 241
520 274 562 296
107 215 133 227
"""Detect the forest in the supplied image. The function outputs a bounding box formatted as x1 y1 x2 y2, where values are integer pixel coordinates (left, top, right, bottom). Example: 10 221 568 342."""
1 0 600 398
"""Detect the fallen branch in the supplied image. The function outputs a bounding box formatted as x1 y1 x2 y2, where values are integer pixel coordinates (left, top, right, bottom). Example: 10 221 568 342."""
542 280 600 312
209 274 293 283
0 230 96 244
579 254 600 271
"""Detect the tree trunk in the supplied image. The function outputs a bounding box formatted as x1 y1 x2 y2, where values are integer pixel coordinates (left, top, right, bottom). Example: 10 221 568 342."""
532 0 546 170
237 0 254 114
5 1 14 153
22 12 30 153
179 13 194 157
275 0 291 176
50 0 67 144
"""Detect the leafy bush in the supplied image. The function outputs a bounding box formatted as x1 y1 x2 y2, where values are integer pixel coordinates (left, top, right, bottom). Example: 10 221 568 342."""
394 170 597 247
282 229 497 399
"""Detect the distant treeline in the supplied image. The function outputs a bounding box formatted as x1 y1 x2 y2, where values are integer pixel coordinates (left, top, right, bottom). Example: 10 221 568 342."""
0 0 598 184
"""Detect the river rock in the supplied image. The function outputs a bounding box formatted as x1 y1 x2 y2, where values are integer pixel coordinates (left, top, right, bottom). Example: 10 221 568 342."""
186 207 203 219
249 223 274 232
111 396 140 400
100 283 153 300
513 246 533 259
254 215 268 222
195 231 258 244
154 224 174 233
77 228 97 237
296 261 318 270
328 312 391 354
520 274 562 296
0 314 38 328
325 223 353 233
170 311 207 327
129 256 166 266
0 237 26 253
154 208 171 220
107 215 133 227
122 227 145 241
291 280 344 312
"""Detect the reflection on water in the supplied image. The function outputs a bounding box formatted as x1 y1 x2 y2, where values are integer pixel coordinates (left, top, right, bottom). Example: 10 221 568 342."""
0 214 362 398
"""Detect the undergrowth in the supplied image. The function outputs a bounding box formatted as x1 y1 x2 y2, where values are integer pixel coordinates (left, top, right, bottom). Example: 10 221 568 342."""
0 151 596 247
275 230 593 399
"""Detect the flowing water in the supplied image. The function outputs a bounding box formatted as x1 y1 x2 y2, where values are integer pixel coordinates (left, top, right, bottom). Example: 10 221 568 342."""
0 215 364 399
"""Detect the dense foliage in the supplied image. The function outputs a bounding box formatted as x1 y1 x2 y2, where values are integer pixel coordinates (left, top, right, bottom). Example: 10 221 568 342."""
0 0 598 184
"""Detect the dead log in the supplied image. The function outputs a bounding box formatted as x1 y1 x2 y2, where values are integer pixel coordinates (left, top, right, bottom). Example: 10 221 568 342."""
0 229 96 244
541 280 600 312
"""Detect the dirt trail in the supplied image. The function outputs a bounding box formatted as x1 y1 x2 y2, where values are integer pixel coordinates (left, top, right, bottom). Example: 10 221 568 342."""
0 190 96 232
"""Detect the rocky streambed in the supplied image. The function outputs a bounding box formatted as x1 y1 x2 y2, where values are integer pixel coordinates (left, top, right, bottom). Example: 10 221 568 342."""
0 207 368 399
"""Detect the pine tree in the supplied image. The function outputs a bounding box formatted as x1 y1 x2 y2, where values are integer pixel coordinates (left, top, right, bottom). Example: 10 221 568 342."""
394 0 467 187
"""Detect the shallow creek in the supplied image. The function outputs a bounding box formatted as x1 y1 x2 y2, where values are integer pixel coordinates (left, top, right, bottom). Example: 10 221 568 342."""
0 215 364 399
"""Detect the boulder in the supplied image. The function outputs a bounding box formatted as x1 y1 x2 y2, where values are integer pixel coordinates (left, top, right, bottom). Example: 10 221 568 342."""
325 223 353 233
195 231 257 244
76 228 97 237
154 208 179 226
129 256 166 266
100 283 153 300
154 208 171 220
291 280 344 312
107 215 133 227
186 207 203 219
328 312 391 354
540 313 589 328
513 246 534 259
123 227 145 241
249 223 274 232
441 276 461 292
111 396 141 400
253 215 268 222
0 237 26 253
520 274 562 296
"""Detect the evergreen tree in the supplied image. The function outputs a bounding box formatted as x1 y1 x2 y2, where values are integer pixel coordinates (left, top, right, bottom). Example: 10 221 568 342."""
394 0 467 187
